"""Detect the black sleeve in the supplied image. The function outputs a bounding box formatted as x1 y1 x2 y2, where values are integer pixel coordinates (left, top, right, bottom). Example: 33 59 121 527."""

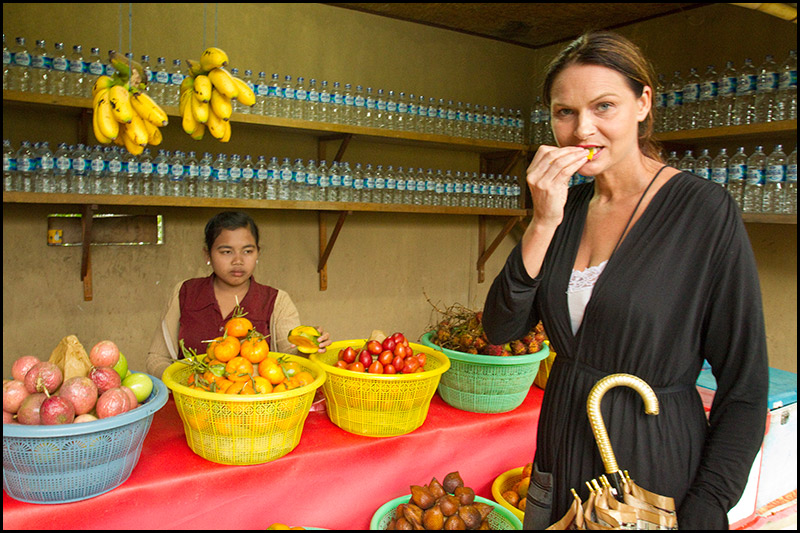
678 195 769 529
482 241 542 345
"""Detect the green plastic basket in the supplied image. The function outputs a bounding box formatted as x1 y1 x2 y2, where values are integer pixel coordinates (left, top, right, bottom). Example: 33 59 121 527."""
370 494 523 530
421 331 549 413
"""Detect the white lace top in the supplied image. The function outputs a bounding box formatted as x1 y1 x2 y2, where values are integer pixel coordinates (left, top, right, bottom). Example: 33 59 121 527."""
567 260 607 335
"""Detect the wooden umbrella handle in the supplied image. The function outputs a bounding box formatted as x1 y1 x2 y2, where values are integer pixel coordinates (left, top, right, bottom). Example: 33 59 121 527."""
586 373 659 475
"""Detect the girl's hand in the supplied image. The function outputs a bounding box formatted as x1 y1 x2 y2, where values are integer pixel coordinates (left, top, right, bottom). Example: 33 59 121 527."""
314 327 332 351
527 145 590 229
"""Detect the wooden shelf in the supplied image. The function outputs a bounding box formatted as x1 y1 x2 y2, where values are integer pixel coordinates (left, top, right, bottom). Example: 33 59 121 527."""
654 120 797 145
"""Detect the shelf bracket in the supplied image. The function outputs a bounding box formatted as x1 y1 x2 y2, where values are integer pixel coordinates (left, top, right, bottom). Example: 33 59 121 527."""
80 204 97 301
477 215 524 283
318 133 353 163
318 210 350 291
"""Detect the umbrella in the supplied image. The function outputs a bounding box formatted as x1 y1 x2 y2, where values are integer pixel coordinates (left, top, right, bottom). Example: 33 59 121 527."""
548 373 678 530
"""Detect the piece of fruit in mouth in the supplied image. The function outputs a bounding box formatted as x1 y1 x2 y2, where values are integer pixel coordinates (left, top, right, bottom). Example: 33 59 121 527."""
587 147 597 160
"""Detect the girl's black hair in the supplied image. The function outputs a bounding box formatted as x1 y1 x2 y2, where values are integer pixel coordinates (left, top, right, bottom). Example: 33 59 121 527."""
204 211 260 251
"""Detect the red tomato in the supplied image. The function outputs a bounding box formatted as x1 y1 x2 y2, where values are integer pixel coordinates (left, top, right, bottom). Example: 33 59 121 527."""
384 364 397 374
378 350 394 366
368 361 384 374
393 343 408 359
381 337 396 353
347 362 365 373
416 353 427 368
359 351 373 368
392 355 405 371
334 360 348 369
340 346 357 364
391 332 407 346
402 357 419 374
366 340 383 355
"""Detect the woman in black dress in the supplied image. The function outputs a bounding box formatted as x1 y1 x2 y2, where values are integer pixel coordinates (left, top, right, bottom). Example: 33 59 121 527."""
483 31 768 529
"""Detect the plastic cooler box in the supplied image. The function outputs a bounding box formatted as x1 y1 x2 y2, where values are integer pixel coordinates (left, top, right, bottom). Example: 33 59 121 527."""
696 366 797 527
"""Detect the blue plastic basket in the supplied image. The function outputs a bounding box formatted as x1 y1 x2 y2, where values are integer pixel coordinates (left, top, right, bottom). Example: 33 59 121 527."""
2 374 168 504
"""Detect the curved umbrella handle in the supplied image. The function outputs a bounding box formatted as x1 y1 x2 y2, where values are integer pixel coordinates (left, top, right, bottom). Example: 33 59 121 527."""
587 373 659 475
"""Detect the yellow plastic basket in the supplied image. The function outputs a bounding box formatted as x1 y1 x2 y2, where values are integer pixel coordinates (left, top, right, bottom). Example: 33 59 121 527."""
491 467 526 523
161 354 326 465
309 340 449 437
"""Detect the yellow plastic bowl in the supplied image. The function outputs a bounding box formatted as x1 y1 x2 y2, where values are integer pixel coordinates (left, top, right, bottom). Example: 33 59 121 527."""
310 340 449 437
162 354 326 465
491 467 526 522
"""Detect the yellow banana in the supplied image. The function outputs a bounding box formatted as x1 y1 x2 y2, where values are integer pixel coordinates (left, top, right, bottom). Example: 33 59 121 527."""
206 108 226 139
193 74 212 103
191 122 206 141
208 67 238 100
220 120 231 143
124 111 149 147
93 86 110 111
95 94 120 141
92 103 113 144
130 91 168 127
210 89 233 120
108 84 134 124
232 76 256 107
113 129 126 147
142 119 162 146
186 59 206 78
182 97 199 135
199 47 229 72
121 126 145 155
179 88 193 118
191 95 210 124
92 75 116 99
180 76 194 98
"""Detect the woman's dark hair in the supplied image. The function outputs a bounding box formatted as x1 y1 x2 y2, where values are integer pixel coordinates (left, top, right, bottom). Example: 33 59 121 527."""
542 31 662 161
204 211 260 251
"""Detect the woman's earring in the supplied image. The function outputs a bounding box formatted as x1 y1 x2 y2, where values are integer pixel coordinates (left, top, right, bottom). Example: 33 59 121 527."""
207 261 211 266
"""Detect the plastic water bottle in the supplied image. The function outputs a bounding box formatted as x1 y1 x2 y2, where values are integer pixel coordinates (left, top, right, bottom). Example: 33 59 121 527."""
329 82 343 124
137 148 153 196
253 155 268 199
291 158 307 201
755 55 779 123
3 139 16 192
695 149 712 181
326 161 341 202
711 148 729 188
69 143 89 194
396 92 409 131
166 150 184 196
763 145 786 213
785 146 797 214
85 47 105 97
277 157 292 200
29 39 50 94
278 75 293 118
775 50 797 121
340 161 353 202
184 151 199 198
375 89 387 128
733 58 757 125
371 164 384 203
9 37 32 92
664 71 683 132
120 145 138 196
743 145 765 213
682 68 702 130
678 150 697 173
362 163 375 203
66 44 85 97
350 162 364 203
342 83 355 125
715 61 737 127
166 59 184 107
105 146 122 195
152 57 168 105
224 153 240 198
210 153 227 198
2 36 9 90
318 80 331 123
197 152 213 198
314 160 328 202
387 91 399 130
529 97 543 143
665 151 680 169
305 79 319 122
292 76 307 120
47 42 68 95
265 73 280 117
405 93 417 132
363 87 375 127
264 156 279 200
87 145 106 194
698 65 718 128
140 54 153 86
385 165 397 203
252 71 267 115
728 147 747 210
36 141 55 193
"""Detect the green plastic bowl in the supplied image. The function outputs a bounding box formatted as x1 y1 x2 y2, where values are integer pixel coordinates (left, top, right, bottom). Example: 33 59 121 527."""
370 493 523 530
421 331 549 413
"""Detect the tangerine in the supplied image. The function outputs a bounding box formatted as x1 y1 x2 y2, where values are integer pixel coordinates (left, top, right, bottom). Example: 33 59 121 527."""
225 316 254 338
225 356 254 382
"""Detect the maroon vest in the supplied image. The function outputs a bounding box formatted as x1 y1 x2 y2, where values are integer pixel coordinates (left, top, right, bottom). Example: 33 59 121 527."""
177 275 278 358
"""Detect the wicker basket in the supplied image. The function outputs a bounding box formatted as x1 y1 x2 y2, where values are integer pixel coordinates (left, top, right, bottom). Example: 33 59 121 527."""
162 354 325 465
309 340 449 437
491 466 527 522
3 374 168 504
421 331 549 413
370 494 523 530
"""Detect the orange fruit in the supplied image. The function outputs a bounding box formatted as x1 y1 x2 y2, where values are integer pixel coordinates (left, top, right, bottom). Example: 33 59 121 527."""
240 336 270 364
225 316 254 338
252 376 273 394
295 371 315 387
227 380 255 394
225 356 254 382
260 360 286 385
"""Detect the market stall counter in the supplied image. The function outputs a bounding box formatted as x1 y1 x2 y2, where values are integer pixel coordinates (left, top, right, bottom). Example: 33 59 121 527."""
3 386 544 530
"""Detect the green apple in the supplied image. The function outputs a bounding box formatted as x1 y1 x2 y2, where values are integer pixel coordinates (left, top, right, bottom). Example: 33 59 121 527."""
122 372 154 403
112 352 129 380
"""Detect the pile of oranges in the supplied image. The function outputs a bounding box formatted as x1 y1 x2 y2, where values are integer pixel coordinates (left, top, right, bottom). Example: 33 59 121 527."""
181 308 315 395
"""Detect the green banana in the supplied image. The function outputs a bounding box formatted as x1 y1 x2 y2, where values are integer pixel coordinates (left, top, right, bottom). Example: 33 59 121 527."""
109 51 146 87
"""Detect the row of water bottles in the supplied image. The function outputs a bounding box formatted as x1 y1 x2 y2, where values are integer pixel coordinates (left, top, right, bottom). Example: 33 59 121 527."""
3 139 523 210
2 35 526 144
655 50 797 132
665 145 797 214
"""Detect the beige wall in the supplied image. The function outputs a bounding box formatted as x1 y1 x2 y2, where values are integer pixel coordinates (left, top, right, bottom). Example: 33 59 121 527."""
3 4 796 379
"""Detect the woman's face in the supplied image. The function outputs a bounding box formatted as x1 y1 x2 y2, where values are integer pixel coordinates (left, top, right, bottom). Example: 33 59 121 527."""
549 63 651 174
206 227 259 289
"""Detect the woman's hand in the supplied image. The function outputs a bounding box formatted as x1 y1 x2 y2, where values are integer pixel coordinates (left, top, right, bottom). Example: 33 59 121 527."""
315 327 332 352
527 145 590 229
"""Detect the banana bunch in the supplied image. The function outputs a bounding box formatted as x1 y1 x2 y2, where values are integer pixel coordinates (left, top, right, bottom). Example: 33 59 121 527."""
92 52 168 155
180 47 256 142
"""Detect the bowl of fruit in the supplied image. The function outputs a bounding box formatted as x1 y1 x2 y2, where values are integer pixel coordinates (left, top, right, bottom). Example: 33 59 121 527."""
3 336 168 504
421 309 550 413
491 463 532 522
309 331 449 437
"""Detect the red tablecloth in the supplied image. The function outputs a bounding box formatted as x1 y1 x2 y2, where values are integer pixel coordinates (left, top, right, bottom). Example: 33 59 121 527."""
3 387 543 530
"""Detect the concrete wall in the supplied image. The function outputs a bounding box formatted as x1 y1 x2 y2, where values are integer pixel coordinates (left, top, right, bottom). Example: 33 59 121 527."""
3 3 796 378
